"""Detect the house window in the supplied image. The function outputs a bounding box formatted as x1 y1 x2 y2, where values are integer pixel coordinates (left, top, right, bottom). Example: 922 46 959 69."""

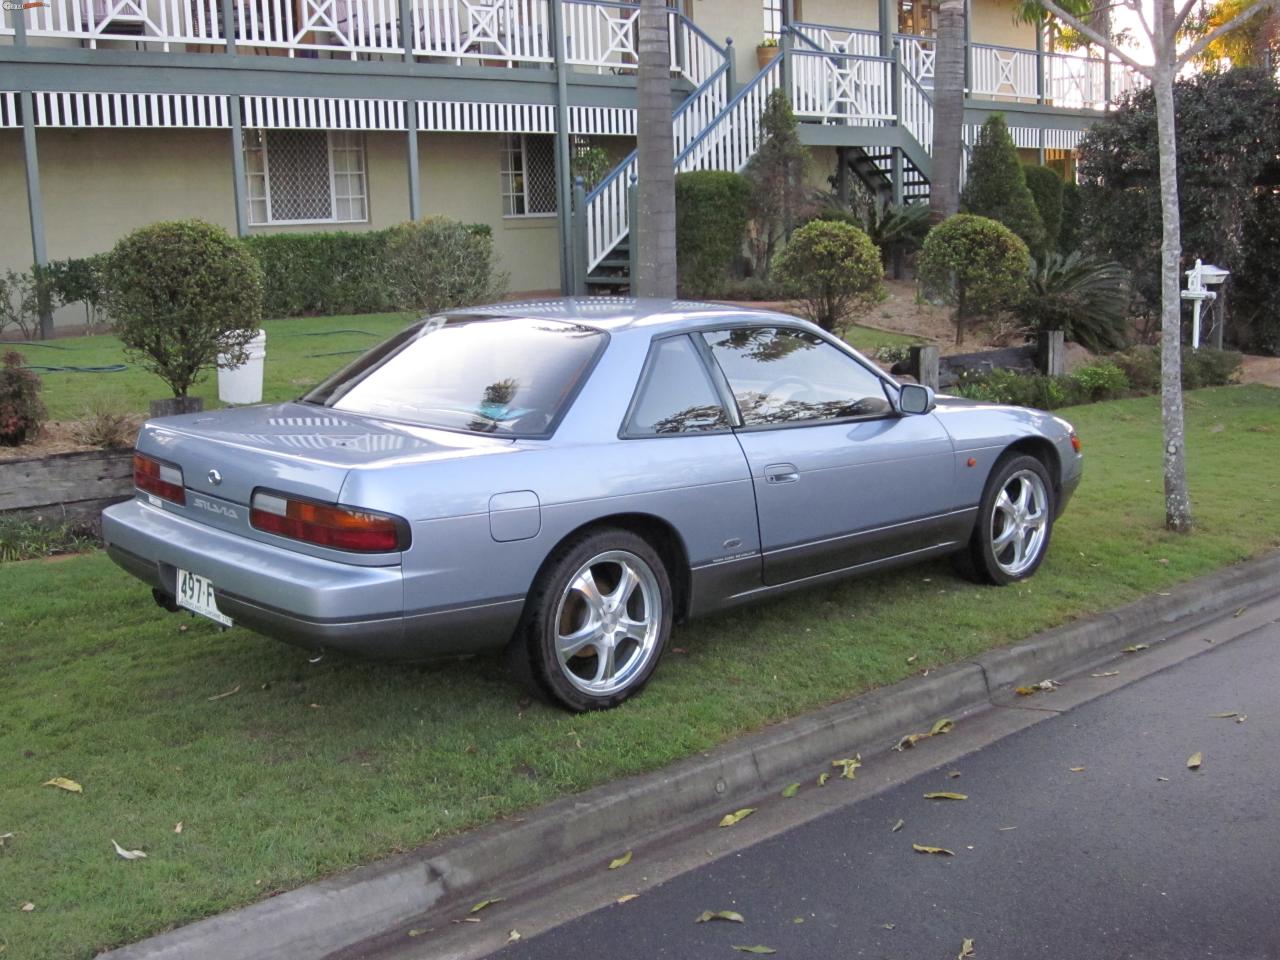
500 133 557 217
763 0 784 40
899 0 939 36
243 129 368 226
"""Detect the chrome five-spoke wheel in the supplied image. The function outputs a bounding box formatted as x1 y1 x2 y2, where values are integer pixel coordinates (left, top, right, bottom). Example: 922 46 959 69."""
555 550 663 697
520 528 673 711
989 469 1049 578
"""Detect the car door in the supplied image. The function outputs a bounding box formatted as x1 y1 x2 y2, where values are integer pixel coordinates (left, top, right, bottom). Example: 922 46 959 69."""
699 325 959 586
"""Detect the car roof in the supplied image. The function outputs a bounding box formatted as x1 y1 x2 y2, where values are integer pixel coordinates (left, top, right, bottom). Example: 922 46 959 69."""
450 297 806 337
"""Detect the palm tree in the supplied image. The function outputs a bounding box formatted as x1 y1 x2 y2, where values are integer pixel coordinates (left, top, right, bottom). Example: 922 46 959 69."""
929 0 966 221
634 0 677 297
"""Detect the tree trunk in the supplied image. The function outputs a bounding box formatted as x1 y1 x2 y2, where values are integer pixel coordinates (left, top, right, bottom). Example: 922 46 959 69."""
634 0 677 298
1151 24 1193 532
930 0 966 222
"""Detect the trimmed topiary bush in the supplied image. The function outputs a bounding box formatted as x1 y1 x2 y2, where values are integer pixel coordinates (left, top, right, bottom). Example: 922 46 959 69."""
961 115 1045 257
243 231 397 317
774 220 884 332
918 214 1030 345
1023 165 1064 253
0 350 45 446
105 219 264 400
1058 179 1083 254
384 217 507 314
675 170 752 298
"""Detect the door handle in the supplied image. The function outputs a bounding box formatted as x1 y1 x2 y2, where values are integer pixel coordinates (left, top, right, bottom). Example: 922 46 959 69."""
764 463 800 484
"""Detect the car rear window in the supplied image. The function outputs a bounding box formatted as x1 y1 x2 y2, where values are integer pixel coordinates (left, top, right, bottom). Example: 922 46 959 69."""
303 316 605 437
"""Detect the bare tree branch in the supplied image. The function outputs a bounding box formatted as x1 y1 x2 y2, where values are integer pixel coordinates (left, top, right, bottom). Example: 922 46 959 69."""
1178 0 1279 64
1037 0 1151 70
1172 0 1202 39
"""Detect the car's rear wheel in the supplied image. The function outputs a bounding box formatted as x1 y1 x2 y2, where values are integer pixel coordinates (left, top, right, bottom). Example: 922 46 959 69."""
954 454 1055 586
516 529 672 711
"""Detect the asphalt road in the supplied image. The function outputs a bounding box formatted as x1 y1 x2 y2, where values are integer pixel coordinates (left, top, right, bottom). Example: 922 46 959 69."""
495 614 1280 960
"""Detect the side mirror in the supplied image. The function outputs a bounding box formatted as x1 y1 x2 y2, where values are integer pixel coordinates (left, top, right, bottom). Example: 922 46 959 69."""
898 383 935 415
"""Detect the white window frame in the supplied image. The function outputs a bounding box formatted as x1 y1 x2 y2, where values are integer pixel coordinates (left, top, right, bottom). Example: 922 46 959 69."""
244 130 369 227
763 0 784 41
500 133 558 220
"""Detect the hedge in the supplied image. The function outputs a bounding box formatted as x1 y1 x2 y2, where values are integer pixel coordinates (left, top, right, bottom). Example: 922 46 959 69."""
675 170 752 298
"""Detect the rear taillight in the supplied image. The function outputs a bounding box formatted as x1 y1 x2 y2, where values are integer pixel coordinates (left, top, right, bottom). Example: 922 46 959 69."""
250 490 409 553
134 453 185 505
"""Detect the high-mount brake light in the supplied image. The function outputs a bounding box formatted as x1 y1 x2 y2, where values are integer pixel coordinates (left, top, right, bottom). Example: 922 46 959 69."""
134 453 186 505
250 490 409 553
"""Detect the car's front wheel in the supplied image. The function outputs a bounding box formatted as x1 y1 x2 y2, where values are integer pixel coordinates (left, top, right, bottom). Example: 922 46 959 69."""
955 454 1055 585
517 529 672 711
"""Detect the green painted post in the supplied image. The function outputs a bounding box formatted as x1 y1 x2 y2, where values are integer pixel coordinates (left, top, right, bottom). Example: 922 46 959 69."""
572 176 588 296
878 0 893 57
781 0 794 101
724 37 736 93
400 0 421 221
1035 24 1045 105
551 0 574 294
627 173 639 291
18 90 52 339
221 0 236 54
228 95 249 238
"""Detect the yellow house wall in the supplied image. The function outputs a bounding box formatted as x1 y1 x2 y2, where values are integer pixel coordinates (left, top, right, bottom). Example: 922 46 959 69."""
969 0 1036 48
0 129 562 326
798 0 880 32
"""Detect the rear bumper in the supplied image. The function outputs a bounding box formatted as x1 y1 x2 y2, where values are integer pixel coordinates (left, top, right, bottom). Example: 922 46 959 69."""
103 498 410 657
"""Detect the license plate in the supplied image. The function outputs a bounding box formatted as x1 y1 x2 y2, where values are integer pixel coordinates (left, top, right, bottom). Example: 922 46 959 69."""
176 568 233 627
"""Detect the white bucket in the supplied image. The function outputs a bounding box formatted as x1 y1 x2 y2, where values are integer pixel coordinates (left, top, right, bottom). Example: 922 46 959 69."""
217 330 267 405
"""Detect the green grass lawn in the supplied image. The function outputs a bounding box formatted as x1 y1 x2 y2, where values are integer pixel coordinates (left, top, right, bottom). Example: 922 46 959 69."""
1 385 1278 958
18 314 915 422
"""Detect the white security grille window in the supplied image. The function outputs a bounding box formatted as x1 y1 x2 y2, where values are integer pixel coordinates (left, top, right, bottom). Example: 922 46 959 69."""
500 133 557 218
242 130 368 226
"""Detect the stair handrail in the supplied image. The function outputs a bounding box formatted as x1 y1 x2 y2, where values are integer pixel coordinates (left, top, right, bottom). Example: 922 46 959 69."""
898 62 933 156
673 53 782 172
582 54 731 272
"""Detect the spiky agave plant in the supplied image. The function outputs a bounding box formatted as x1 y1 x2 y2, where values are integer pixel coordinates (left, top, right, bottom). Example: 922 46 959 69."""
1022 251 1132 353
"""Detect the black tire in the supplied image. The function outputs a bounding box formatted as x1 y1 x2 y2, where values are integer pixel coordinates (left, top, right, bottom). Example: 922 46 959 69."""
512 528 673 712
953 453 1056 586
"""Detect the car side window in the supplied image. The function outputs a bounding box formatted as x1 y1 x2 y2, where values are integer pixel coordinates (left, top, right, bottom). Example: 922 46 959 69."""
701 326 892 427
625 335 730 436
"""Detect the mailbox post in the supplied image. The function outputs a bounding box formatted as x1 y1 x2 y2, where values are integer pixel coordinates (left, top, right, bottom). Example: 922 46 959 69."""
1181 259 1230 350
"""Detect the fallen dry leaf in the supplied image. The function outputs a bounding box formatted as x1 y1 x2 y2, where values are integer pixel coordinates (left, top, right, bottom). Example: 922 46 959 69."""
731 946 776 955
1091 671 1119 678
616 894 639 904
958 938 976 959
883 922 895 929
931 718 955 736
1157 776 1170 782
470 897 505 914
906 654 918 664
1233 607 1247 618
719 808 756 828
111 839 147 861
833 756 862 780
173 822 183 834
608 851 632 870
997 826 1017 831
696 910 745 924
207 685 241 702
1123 644 1150 653
0 832 13 848
912 844 955 856
451 917 481 924
891 819 904 833
1015 686 1038 696
506 930 521 944
923 792 968 801
1069 767 1086 773
42 777 82 794
1187 752 1203 770
1237 715 1247 724
1208 712 1239 719
948 771 961 779
893 733 926 751
816 772 830 786
407 928 429 937
781 782 800 798
20 902 34 912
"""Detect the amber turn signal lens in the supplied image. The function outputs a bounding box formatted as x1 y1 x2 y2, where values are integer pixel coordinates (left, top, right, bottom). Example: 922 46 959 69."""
1070 433 1082 453
250 490 409 553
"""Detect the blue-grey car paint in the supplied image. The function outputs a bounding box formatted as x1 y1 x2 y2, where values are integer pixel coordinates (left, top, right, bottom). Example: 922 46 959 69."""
102 299 1083 662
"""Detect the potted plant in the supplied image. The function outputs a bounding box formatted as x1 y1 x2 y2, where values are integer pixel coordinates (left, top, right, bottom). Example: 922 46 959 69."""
757 37 781 70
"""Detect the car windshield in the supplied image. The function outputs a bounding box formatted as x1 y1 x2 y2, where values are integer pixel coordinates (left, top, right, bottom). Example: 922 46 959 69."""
303 316 606 437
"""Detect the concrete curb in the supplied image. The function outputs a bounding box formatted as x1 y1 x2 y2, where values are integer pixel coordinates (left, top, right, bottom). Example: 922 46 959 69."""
102 551 1280 960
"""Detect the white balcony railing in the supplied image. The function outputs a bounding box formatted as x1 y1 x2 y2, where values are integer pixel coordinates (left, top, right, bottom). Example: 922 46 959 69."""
789 47 894 127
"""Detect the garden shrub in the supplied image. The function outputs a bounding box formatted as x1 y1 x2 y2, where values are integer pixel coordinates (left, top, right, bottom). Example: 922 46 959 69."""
1071 360 1130 401
720 276 796 302
0 269 57 340
675 170 752 298
1113 345 1242 392
1020 251 1131 352
0 350 45 446
774 220 884 331
70 403 141 449
1058 180 1083 254
1237 185 1280 355
918 214 1029 345
384 217 507 314
1022 165 1064 253
45 255 109 327
745 90 811 278
961 115 1046 257
104 219 265 399
952 368 1085 410
243 231 397 317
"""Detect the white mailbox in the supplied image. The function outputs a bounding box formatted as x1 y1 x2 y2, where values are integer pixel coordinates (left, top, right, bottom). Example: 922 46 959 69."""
1181 259 1230 350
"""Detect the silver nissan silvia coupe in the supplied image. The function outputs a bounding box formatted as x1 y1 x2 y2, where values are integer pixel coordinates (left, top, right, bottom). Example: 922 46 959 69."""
103 299 1082 711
